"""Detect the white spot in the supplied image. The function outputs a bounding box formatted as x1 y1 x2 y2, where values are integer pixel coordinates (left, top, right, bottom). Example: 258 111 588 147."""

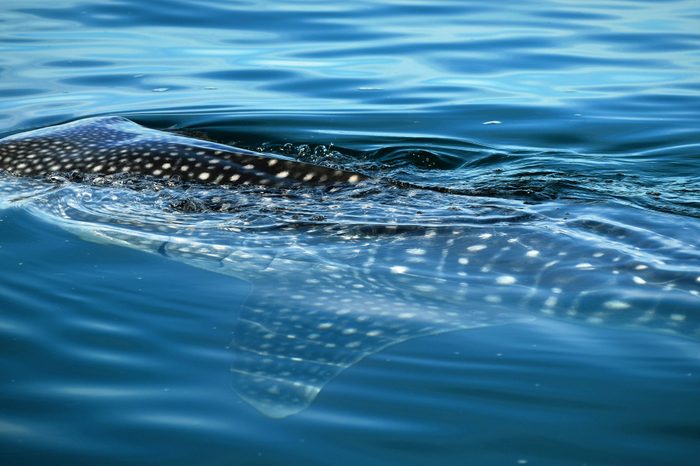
276 170 289 179
161 163 171 169
458 257 469 265
398 313 415 319
604 300 630 310
92 164 103 172
267 159 278 167
318 322 333 330
407 256 426 264
526 250 540 257
348 175 360 183
633 276 647 285
483 120 501 125
198 172 210 180
670 314 686 322
575 263 594 270
303 173 315 181
496 275 517 285
635 264 648 270
230 174 241 182
467 244 487 252
406 248 426 255
479 233 493 240
390 265 408 274
544 296 558 308
414 284 437 293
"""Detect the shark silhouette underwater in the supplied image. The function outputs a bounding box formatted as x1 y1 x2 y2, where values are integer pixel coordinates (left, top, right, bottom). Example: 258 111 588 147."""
1 116 699 418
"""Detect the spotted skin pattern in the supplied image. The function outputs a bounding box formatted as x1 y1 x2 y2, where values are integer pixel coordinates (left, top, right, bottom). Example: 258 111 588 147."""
0 116 365 187
0 117 698 418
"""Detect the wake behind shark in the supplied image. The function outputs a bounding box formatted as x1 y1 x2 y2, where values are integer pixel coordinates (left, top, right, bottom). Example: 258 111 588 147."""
1 117 699 418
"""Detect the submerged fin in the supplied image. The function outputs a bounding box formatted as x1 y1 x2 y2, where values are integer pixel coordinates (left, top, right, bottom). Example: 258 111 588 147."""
229 259 527 418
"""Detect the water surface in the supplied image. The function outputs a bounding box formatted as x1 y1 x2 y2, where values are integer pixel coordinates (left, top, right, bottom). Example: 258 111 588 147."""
1 1 699 465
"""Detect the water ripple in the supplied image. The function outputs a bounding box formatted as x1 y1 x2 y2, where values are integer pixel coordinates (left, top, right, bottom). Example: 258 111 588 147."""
1 0 700 463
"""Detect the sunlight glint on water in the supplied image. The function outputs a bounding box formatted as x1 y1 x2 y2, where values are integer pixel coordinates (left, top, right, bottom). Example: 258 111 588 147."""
0 1 699 465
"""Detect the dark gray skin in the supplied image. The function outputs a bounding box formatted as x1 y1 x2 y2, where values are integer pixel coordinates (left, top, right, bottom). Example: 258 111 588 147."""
0 116 367 188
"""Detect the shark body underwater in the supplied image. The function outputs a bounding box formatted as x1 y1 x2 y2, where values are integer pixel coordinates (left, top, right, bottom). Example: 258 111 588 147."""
1 116 699 418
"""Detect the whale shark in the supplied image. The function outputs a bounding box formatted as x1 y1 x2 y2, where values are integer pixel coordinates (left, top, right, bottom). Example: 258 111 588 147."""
1 116 699 418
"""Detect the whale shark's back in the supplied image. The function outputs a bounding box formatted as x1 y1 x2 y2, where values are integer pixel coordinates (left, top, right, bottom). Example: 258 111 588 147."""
0 116 366 187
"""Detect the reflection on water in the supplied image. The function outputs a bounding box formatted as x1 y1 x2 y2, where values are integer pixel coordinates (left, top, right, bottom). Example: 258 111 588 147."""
1 0 700 464
1 0 699 150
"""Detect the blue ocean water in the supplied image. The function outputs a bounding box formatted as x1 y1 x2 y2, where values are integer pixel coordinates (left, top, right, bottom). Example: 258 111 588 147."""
1 1 700 465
